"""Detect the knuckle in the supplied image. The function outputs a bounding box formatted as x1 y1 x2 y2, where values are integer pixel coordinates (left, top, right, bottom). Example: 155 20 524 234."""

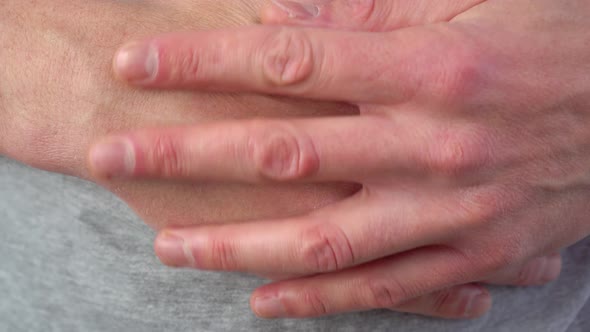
167 44 201 84
428 38 486 105
148 135 186 177
456 187 508 226
428 126 492 177
247 121 319 181
345 0 379 29
298 223 355 273
364 277 408 309
457 206 528 276
208 237 239 271
455 187 531 231
261 29 315 88
478 240 524 275
431 288 456 315
288 287 330 317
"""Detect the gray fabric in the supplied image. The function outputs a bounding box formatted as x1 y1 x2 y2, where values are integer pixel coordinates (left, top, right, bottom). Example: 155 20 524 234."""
1 155 589 332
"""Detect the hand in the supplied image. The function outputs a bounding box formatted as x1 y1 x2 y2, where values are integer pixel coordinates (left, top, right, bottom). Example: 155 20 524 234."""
89 0 585 319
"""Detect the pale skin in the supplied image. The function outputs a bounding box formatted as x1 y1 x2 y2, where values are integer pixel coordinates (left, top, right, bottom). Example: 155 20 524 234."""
89 0 590 319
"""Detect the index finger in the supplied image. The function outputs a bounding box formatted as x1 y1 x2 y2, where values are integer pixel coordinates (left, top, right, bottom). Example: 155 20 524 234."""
113 25 456 104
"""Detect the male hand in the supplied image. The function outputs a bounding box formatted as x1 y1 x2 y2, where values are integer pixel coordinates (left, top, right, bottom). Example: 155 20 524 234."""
89 0 583 319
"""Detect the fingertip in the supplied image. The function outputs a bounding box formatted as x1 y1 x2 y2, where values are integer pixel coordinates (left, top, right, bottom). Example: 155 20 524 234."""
88 137 136 179
249 288 282 318
250 283 287 318
113 41 159 84
154 231 193 268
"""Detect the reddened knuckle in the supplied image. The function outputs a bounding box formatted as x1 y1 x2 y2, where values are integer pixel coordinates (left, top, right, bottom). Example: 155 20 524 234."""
261 29 315 87
149 135 186 177
247 122 319 181
365 278 407 309
251 131 300 180
430 41 485 105
299 224 355 273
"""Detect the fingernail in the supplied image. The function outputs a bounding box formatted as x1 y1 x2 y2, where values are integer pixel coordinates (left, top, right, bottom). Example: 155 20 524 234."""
155 232 193 267
271 0 321 19
89 139 136 178
461 287 491 318
114 42 158 83
254 296 287 318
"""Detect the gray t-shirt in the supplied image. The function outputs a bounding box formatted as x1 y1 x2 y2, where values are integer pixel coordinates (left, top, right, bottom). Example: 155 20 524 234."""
1 156 589 331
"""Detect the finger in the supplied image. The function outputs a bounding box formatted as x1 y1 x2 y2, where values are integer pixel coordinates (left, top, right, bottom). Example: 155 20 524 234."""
261 0 486 32
88 117 390 182
248 247 488 318
153 189 467 275
485 253 562 286
112 25 458 104
89 115 488 183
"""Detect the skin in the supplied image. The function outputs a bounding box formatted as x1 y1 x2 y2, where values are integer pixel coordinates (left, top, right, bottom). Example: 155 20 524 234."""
92 0 589 319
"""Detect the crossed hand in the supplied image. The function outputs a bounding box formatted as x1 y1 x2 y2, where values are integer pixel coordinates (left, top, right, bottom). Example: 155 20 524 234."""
90 0 590 319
